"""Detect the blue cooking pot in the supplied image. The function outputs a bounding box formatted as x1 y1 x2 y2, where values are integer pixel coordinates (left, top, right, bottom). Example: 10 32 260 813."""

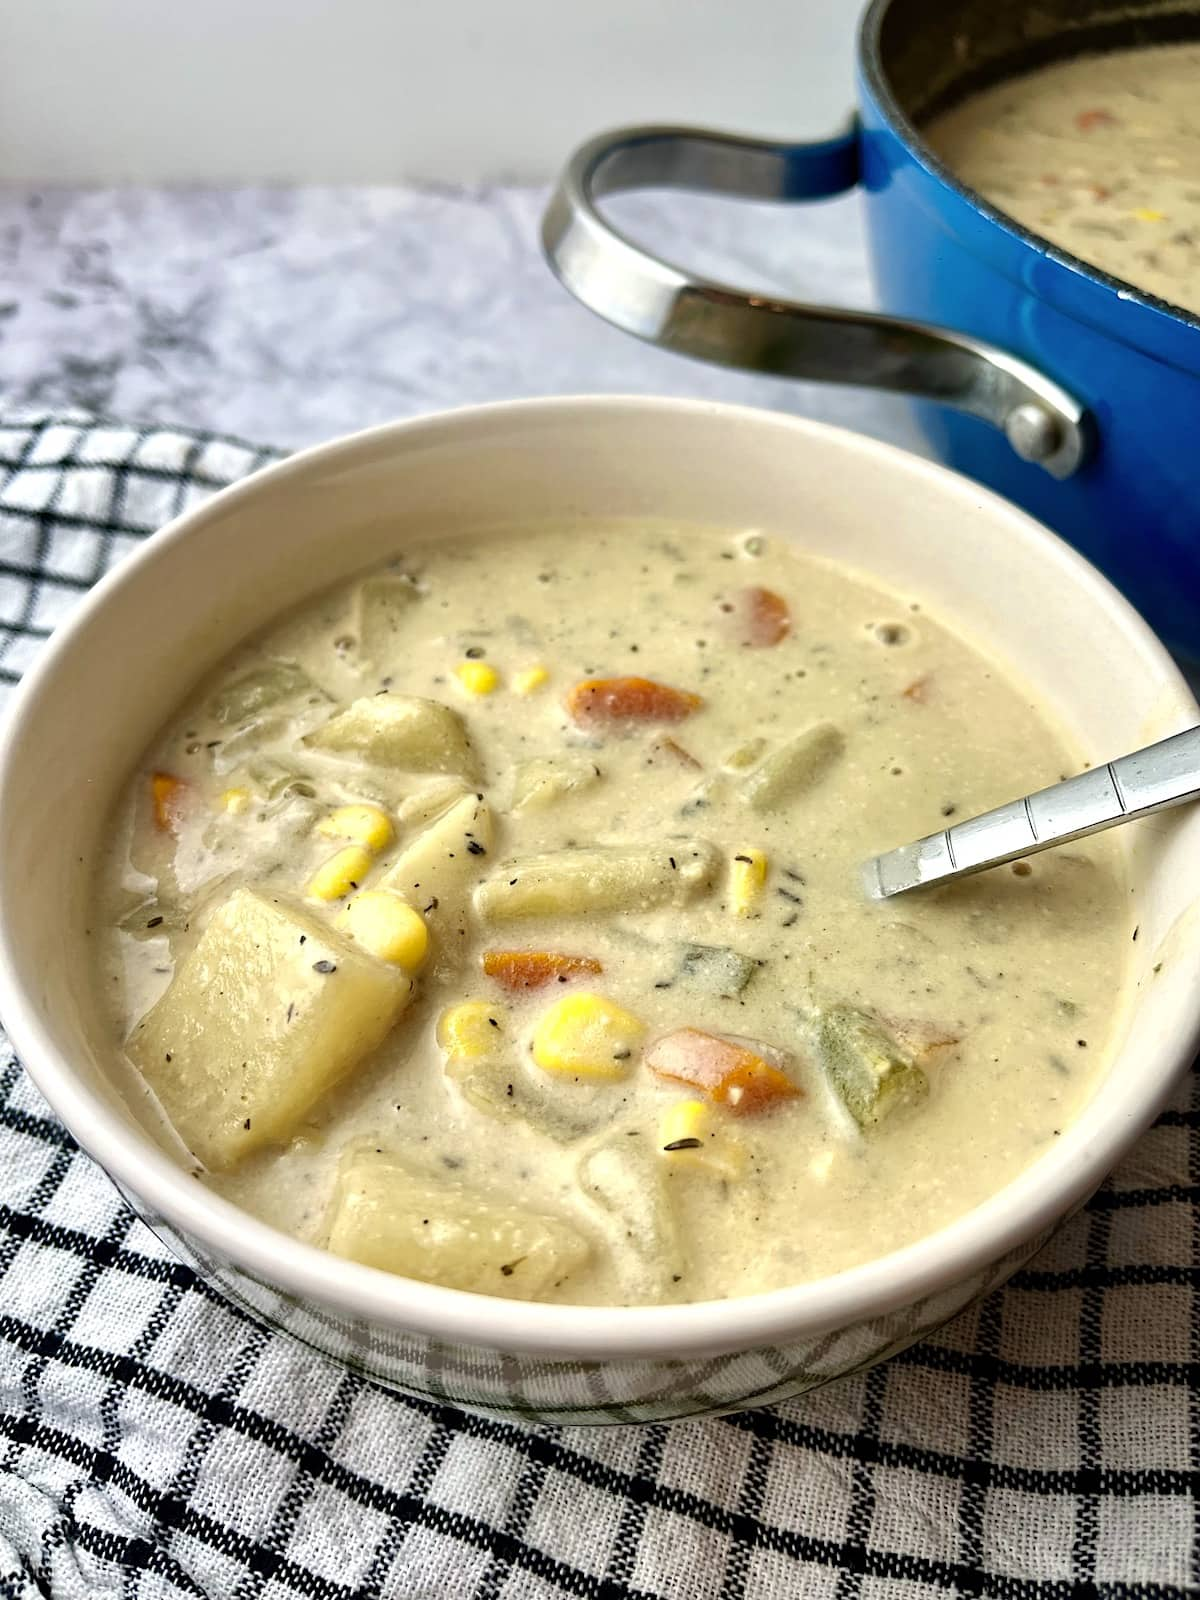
543 0 1200 667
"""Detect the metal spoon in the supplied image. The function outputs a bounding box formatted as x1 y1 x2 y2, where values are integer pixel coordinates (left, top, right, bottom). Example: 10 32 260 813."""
862 724 1200 900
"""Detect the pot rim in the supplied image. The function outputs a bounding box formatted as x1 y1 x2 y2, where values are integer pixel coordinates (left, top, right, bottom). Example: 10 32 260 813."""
1 394 1197 1362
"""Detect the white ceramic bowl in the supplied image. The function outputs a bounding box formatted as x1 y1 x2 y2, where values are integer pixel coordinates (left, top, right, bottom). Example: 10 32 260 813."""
1 398 1197 1425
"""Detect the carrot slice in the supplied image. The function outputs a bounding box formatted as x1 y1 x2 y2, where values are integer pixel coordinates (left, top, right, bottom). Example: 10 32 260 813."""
482 950 603 991
717 586 791 647
565 676 702 729
151 771 189 835
646 1027 800 1115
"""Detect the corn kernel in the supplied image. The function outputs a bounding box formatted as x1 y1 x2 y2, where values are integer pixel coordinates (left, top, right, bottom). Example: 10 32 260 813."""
220 787 251 815
338 890 428 969
659 1099 744 1179
513 664 549 695
531 992 643 1080
1131 207 1165 223
437 1000 507 1061
305 844 373 902
316 803 394 854
455 660 500 696
730 848 768 916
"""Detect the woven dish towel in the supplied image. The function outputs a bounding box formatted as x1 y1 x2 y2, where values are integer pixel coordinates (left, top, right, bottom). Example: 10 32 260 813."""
0 411 1196 1600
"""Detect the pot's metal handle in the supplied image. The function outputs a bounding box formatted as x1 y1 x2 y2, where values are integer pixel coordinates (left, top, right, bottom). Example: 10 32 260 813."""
542 123 1091 478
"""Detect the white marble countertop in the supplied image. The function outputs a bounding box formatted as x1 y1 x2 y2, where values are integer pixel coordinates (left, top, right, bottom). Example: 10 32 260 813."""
0 184 924 454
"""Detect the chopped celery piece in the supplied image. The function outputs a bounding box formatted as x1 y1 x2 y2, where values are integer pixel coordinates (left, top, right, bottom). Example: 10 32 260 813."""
356 574 422 664
815 1004 928 1128
448 1057 617 1144
210 660 323 726
675 943 759 997
210 714 289 775
509 754 601 814
323 1144 589 1295
741 723 844 811
474 840 718 921
576 1134 684 1295
246 758 317 801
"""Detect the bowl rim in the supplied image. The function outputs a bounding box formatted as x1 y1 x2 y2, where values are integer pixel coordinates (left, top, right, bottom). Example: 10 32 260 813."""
1 393 1197 1362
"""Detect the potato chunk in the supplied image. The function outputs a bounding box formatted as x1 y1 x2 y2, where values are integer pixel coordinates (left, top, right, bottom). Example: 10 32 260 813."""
306 694 477 778
324 1145 589 1296
474 839 718 921
508 753 601 814
379 793 494 923
128 888 411 1169
577 1134 684 1297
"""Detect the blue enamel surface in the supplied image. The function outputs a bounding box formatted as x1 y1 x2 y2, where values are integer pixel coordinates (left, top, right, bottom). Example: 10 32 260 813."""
852 72 1200 666
779 74 1200 665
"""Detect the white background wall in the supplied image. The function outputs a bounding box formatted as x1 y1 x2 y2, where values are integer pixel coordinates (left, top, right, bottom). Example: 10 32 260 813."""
0 0 861 184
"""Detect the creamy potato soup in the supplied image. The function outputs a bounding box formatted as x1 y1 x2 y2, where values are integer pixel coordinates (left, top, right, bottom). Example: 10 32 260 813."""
928 42 1200 315
94 522 1131 1306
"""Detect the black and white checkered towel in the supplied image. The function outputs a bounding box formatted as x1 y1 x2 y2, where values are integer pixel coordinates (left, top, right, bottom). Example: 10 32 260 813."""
0 412 1195 1600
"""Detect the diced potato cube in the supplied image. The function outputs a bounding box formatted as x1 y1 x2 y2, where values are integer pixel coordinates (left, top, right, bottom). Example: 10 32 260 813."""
815 1005 928 1127
454 660 500 696
508 754 601 814
338 890 428 970
730 849 767 916
740 723 844 811
316 804 394 854
306 694 477 778
531 992 643 1080
437 999 507 1061
306 844 373 902
474 839 718 921
127 888 411 1169
659 1099 744 1179
324 1145 589 1296
379 794 494 932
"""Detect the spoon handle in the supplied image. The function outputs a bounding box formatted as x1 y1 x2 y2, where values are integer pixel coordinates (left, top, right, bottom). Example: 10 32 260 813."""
863 724 1200 900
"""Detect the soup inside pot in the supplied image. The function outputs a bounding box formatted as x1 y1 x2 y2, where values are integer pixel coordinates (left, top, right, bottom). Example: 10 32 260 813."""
93 520 1132 1306
926 42 1200 315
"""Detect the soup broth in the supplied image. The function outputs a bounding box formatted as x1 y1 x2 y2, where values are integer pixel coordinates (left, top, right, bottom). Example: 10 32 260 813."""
928 42 1200 315
94 521 1131 1305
